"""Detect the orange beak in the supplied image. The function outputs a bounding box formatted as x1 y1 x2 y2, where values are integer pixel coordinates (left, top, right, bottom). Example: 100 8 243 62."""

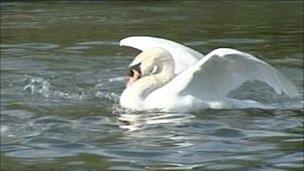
126 69 141 87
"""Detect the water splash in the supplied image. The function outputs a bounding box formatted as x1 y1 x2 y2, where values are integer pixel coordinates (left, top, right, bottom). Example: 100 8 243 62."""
95 91 120 103
23 76 87 100
23 76 52 97
22 76 122 102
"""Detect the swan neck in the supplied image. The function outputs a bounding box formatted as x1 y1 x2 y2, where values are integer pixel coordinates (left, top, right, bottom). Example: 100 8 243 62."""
120 70 174 110
133 74 170 98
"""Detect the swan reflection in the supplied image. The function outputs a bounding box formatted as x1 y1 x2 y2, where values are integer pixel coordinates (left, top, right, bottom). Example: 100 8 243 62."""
117 112 195 132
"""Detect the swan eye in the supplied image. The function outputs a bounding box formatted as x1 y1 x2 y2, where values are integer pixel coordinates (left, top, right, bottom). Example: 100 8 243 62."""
150 66 158 74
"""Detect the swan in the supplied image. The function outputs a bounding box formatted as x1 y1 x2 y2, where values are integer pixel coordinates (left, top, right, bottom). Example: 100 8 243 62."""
119 36 299 112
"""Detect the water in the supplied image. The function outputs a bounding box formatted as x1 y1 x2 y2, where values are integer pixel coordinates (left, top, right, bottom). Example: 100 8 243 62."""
1 1 303 170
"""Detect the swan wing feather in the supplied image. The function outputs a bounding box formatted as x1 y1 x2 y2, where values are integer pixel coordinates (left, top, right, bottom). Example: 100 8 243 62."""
161 48 299 101
120 36 204 74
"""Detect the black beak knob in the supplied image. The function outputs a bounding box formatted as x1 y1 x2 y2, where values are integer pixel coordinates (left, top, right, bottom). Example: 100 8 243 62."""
128 63 141 77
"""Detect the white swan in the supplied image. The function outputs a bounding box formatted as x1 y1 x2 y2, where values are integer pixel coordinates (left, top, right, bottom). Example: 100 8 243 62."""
119 36 299 112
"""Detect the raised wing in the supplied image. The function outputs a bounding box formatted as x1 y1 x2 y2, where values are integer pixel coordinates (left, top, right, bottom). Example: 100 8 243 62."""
120 36 204 74
162 48 299 101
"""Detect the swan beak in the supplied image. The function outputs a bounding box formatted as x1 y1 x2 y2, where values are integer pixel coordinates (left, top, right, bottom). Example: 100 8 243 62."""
126 70 141 87
126 63 141 87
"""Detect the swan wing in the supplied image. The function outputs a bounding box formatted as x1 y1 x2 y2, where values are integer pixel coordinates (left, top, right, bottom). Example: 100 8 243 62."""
161 48 299 101
119 36 204 74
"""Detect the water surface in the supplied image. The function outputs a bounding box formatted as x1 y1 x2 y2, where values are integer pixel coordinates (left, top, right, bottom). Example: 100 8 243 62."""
1 1 303 171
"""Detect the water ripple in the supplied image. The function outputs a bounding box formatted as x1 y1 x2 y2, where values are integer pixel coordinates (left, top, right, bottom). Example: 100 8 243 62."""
1 43 60 50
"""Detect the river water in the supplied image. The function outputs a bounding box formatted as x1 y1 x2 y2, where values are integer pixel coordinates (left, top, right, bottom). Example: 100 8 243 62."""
1 1 303 171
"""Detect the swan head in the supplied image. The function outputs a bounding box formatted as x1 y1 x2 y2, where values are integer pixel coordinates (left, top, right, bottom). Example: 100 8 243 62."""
126 47 175 87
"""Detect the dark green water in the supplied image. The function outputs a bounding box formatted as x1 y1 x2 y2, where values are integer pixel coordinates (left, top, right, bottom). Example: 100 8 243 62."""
1 1 303 171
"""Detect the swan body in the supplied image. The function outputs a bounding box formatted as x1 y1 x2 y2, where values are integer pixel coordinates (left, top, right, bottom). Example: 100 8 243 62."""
119 36 300 112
